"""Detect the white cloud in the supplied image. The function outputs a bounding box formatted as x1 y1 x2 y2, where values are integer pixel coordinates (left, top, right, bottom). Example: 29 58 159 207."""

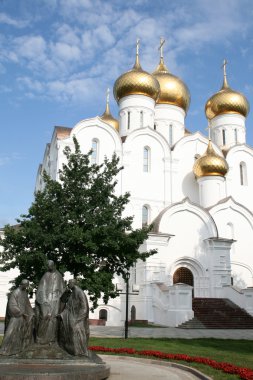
14 35 47 60
0 12 28 28
17 75 102 105
50 42 81 62
17 77 45 93
55 24 81 45
0 0 252 105
0 153 21 167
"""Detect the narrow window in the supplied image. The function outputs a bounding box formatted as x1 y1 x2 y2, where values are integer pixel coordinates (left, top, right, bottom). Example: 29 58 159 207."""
226 222 234 239
234 129 238 144
127 111 130 130
154 123 157 131
142 205 149 227
131 305 136 322
140 111 143 128
222 129 226 145
91 138 99 164
169 124 173 145
240 162 247 186
143 146 150 172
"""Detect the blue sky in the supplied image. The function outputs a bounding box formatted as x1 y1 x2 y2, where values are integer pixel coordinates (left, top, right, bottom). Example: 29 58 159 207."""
1 0 253 226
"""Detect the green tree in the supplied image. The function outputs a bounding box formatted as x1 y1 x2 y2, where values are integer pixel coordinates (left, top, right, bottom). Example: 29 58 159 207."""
0 138 156 307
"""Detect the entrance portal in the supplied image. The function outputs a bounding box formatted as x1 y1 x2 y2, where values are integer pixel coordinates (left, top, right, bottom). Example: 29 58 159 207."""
173 267 194 287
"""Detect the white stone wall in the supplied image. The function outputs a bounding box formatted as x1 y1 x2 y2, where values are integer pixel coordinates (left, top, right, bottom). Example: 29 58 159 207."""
210 198 253 288
226 145 253 210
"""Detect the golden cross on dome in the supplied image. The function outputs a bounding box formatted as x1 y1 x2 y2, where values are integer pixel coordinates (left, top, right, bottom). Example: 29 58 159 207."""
206 120 212 140
106 88 110 105
136 38 140 56
222 59 228 78
158 37 165 59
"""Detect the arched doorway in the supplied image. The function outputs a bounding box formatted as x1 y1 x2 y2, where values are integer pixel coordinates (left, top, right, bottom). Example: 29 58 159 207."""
131 305 136 322
173 267 194 287
99 309 108 321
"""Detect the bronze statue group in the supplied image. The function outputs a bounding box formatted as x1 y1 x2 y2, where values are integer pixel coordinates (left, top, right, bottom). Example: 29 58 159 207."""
0 260 90 357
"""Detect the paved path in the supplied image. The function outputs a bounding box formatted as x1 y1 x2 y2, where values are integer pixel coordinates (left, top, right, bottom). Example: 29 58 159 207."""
101 355 210 380
89 325 253 339
1 322 253 339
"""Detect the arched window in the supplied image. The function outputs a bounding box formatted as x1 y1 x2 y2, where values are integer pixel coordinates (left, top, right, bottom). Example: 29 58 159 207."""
99 309 107 321
91 138 99 164
142 205 149 227
222 129 226 145
127 111 131 129
240 162 247 186
169 124 173 145
140 111 143 128
143 146 150 172
226 222 234 239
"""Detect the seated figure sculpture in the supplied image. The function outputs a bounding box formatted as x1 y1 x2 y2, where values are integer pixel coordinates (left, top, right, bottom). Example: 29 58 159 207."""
0 279 34 356
35 260 65 345
58 279 90 356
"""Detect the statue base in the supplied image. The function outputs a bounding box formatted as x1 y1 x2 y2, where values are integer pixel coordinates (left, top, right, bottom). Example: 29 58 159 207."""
0 358 110 380
0 344 110 379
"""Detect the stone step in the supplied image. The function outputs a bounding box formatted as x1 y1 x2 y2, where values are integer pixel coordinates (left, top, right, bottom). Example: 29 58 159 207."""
178 298 253 329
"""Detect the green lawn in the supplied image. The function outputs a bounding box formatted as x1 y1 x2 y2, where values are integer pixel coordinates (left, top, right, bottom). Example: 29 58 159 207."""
1 335 252 379
89 337 253 380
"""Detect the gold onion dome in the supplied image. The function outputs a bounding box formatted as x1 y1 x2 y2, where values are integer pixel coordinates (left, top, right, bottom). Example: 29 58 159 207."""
152 57 190 112
113 40 160 103
100 89 119 131
193 140 229 178
205 60 249 120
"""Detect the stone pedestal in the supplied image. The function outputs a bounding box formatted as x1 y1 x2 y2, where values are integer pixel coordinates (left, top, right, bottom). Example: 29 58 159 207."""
0 344 110 380
0 358 110 380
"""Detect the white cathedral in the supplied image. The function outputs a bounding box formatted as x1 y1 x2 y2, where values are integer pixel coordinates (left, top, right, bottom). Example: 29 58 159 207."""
2 41 253 326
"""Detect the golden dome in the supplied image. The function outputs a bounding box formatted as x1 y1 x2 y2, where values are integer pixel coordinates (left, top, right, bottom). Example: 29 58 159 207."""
193 141 229 178
152 57 190 112
100 90 119 131
205 63 249 120
113 53 160 103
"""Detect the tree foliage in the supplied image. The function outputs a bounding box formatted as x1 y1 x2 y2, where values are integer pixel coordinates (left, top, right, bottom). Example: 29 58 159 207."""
0 138 156 307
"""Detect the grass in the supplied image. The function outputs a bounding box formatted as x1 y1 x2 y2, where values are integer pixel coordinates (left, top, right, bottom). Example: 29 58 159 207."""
89 337 253 380
1 334 252 379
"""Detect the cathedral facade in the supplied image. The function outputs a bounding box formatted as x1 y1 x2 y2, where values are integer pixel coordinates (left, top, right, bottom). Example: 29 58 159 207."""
33 43 253 326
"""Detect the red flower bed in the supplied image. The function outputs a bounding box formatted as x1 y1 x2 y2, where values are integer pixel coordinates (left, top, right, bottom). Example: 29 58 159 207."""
89 346 253 380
